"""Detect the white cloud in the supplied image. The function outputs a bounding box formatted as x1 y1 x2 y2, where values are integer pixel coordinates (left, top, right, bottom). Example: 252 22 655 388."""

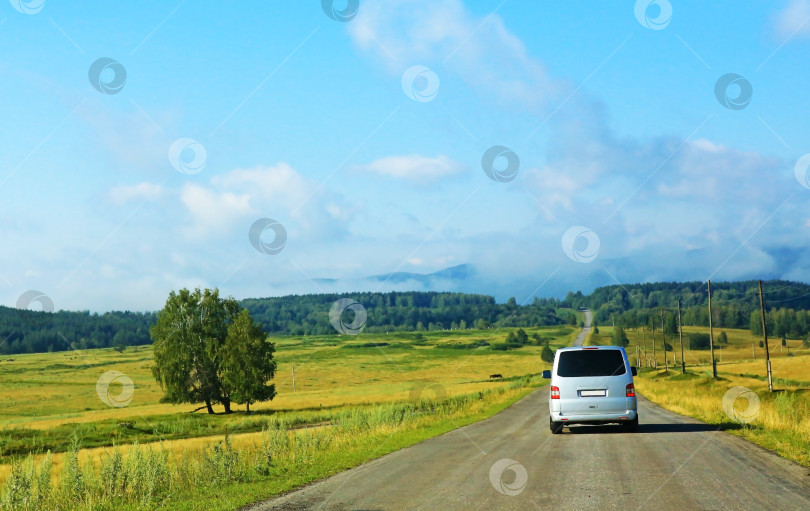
180 183 251 239
774 0 810 38
107 182 164 205
349 0 560 112
181 163 354 241
354 154 466 184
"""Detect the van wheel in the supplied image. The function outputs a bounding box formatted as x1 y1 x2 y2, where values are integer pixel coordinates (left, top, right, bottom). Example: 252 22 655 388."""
622 416 639 432
550 417 564 434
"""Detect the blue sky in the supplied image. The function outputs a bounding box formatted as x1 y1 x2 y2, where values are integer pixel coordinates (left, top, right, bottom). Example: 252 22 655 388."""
2 0 810 311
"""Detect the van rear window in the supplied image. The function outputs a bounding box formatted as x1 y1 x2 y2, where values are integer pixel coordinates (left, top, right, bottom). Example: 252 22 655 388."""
557 350 626 377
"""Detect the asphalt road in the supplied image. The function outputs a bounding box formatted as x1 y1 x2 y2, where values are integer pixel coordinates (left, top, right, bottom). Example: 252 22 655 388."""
251 312 809 510
250 391 810 511
572 309 592 347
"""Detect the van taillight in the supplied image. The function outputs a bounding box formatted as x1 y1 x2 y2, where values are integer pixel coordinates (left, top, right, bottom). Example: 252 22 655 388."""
626 383 635 397
551 386 560 399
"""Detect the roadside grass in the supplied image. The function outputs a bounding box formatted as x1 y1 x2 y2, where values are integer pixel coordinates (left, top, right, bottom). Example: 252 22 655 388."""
635 366 810 468
0 327 570 481
622 325 806 369
0 378 541 511
586 324 810 468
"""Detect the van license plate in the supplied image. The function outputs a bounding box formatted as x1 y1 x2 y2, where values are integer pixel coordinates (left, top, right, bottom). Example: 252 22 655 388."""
580 390 606 397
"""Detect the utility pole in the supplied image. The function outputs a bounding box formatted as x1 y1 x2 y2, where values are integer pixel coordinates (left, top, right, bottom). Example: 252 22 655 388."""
708 280 717 379
642 325 647 367
678 299 685 374
661 308 668 372
759 280 773 392
652 321 657 369
292 364 296 393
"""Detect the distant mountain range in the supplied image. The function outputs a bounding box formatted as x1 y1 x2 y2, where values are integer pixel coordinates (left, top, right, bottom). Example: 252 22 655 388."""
309 264 484 295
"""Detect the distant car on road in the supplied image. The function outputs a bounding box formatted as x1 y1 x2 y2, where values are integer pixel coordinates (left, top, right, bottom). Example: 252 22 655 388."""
542 346 638 434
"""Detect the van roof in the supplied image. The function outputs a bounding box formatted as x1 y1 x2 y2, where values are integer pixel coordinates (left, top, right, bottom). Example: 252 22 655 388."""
556 346 624 352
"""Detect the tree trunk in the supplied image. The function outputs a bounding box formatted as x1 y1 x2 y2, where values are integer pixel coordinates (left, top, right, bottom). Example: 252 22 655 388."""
205 399 215 415
223 397 232 414
246 401 250 414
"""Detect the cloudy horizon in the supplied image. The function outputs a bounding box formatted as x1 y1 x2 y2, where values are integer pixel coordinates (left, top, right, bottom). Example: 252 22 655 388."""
2 0 810 313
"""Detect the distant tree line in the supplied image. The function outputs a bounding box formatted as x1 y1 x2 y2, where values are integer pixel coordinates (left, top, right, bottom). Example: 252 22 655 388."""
0 307 155 355
564 280 810 341
241 292 566 335
0 291 567 355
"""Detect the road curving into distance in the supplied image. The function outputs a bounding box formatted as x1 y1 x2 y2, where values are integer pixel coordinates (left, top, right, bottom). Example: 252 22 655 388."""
572 308 592 347
250 313 810 511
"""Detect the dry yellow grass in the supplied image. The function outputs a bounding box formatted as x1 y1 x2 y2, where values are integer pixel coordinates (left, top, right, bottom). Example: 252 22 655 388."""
0 325 576 488
636 369 810 467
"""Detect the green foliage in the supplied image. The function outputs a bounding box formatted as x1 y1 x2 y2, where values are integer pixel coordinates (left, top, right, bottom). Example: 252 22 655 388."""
611 326 629 347
437 340 489 350
540 345 554 363
222 309 277 414
491 342 523 351
0 307 154 355
689 333 711 350
60 437 84 502
0 385 532 510
151 288 241 414
581 281 810 340
1 291 566 356
243 292 564 336
718 331 728 344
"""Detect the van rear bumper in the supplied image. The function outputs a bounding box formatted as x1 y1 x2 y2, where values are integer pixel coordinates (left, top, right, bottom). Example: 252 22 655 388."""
550 409 637 424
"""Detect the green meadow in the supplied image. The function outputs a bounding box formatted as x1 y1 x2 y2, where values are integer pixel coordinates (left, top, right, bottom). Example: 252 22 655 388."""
0 325 576 510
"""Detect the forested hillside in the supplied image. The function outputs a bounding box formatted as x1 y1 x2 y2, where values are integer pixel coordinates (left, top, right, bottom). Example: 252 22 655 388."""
565 280 810 339
9 280 808 357
0 291 567 355
241 292 566 335
0 308 155 354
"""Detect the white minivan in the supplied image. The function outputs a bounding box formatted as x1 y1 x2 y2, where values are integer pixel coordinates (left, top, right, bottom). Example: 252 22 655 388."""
542 346 638 434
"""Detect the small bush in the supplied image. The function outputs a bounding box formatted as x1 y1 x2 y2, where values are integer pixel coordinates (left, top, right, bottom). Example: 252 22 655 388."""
689 333 711 350
541 345 554 363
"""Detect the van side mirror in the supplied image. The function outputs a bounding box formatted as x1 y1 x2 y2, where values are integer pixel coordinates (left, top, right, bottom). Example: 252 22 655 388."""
631 366 638 376
542 370 551 379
